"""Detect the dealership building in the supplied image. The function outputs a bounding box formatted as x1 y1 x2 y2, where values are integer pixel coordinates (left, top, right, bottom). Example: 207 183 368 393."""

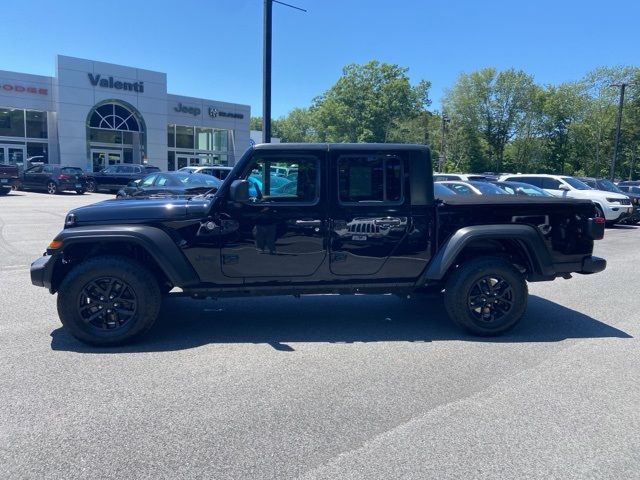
0 55 250 172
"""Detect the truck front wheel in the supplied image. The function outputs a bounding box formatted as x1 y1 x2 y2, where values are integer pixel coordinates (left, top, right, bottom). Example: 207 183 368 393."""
57 255 162 346
444 257 527 336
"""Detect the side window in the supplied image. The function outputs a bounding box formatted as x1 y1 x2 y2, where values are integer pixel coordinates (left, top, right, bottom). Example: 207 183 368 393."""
542 178 562 189
338 154 403 204
133 166 143 174
449 184 473 195
242 156 319 203
27 165 44 174
156 176 169 186
514 176 543 188
42 165 53 174
141 175 157 186
103 166 117 174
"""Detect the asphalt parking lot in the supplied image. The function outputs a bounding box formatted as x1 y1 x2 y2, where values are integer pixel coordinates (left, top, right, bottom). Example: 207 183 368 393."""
1 190 639 479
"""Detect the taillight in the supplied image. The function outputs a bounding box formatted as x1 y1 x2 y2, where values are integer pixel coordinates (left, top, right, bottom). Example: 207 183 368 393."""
58 174 70 180
593 217 605 224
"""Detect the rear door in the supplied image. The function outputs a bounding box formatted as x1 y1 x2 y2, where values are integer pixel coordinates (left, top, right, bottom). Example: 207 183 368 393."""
23 165 44 189
329 150 413 277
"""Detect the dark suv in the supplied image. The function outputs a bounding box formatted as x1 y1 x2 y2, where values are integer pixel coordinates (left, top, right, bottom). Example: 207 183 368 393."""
86 164 161 193
21 165 88 194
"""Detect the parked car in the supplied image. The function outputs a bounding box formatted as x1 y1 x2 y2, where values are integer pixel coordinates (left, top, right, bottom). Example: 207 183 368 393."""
20 165 87 194
438 180 509 195
86 164 161 193
178 165 233 180
0 164 20 195
31 143 606 346
115 172 222 199
491 181 554 197
578 177 640 225
499 174 632 226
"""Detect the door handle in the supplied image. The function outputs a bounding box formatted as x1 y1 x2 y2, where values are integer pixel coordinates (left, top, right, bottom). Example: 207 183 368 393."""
295 219 322 227
374 218 402 226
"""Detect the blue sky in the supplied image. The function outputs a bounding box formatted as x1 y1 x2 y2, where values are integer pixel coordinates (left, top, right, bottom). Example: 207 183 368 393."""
3 0 639 117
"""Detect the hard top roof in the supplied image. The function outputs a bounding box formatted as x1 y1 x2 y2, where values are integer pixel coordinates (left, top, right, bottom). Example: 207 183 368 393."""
252 143 430 153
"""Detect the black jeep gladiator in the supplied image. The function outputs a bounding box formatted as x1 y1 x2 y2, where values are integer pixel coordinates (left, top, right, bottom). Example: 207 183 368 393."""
31 144 606 345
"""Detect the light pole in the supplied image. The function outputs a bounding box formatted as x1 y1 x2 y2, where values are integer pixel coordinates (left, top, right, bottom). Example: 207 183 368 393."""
262 0 306 143
610 83 629 180
439 113 450 172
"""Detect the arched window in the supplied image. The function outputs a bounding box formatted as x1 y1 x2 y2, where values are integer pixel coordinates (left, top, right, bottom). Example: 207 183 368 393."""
89 103 140 131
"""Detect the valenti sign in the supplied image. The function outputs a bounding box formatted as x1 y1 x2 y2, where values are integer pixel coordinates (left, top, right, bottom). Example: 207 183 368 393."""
88 73 144 93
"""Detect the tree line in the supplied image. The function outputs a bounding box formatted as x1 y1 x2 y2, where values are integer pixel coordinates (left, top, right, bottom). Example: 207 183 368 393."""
251 61 640 179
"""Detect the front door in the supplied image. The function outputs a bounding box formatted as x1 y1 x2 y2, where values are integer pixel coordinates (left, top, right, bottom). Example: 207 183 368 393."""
0 145 26 166
329 151 412 277
91 150 122 172
219 152 327 281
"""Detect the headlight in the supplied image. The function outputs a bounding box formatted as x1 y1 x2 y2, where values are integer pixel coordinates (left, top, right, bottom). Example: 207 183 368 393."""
606 197 622 204
64 213 77 227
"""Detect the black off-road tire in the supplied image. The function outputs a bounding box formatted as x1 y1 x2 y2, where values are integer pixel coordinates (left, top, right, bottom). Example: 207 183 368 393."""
444 256 528 336
57 255 162 346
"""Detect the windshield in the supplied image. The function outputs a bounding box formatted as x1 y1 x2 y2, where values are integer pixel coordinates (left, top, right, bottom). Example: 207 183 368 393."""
434 183 456 198
562 177 592 190
182 173 222 187
470 181 508 194
597 179 624 193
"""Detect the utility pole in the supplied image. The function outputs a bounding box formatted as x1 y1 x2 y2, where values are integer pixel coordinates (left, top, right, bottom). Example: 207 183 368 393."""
610 83 627 181
262 0 306 144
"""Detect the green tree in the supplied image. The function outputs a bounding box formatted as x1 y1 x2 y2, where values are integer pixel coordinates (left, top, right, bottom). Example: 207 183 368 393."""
311 60 431 142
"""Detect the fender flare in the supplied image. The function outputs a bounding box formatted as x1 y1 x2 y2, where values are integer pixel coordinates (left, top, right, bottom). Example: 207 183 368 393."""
53 225 200 287
419 224 555 283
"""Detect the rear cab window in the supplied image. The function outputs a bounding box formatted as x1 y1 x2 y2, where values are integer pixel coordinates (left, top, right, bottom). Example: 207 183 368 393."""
337 154 403 204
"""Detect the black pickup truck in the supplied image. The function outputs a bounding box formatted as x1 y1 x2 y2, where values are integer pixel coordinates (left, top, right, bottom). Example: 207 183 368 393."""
31 144 606 345
0 164 19 195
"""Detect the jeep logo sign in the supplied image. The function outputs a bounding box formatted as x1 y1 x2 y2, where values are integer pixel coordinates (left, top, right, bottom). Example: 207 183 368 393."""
175 103 201 116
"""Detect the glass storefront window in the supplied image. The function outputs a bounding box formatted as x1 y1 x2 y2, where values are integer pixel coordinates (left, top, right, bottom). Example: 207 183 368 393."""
196 127 213 150
89 128 122 144
213 129 228 151
0 108 25 137
167 124 175 147
26 142 48 162
176 126 194 149
26 111 47 138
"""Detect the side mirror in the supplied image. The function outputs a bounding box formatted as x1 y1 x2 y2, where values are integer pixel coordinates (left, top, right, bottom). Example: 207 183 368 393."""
559 184 570 191
229 179 250 202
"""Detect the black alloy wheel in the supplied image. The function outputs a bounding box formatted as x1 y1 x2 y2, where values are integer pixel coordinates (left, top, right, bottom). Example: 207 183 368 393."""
57 255 161 346
86 181 96 193
467 275 514 323
77 276 138 331
47 181 58 195
444 256 527 336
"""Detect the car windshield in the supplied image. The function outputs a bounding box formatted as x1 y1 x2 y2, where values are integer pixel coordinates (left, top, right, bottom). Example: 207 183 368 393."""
182 173 222 187
469 181 508 194
562 177 592 190
598 179 624 193
434 183 456 198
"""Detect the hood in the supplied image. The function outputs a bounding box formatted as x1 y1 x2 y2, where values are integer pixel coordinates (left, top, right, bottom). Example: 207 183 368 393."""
564 189 628 201
67 197 211 225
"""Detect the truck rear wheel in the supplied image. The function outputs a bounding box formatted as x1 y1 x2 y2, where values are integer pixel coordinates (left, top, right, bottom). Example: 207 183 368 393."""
444 256 527 336
57 255 161 346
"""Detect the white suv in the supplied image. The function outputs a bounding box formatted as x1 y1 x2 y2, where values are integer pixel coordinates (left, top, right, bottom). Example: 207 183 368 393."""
499 174 632 224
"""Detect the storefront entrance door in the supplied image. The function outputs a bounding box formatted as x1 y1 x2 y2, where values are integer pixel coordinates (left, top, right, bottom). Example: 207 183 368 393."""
91 150 123 172
0 145 26 166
